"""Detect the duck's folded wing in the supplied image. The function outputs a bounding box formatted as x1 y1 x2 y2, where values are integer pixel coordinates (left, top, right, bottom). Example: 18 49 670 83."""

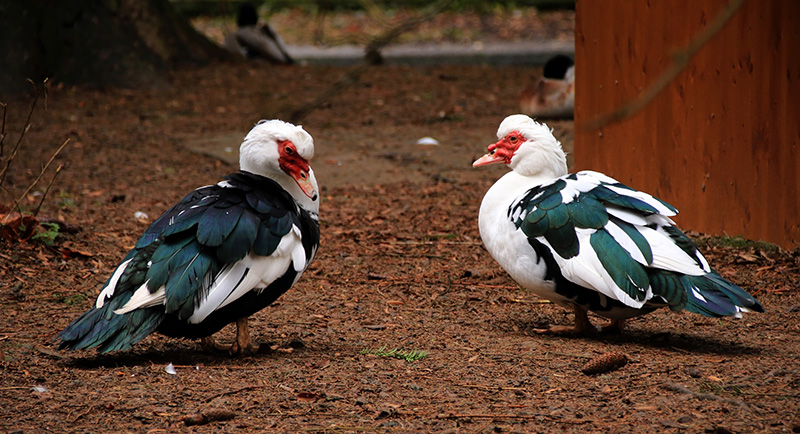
511 171 712 309
57 175 308 352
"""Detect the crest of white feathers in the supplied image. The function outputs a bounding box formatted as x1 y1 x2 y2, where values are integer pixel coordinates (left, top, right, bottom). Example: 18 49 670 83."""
239 120 314 173
498 114 568 178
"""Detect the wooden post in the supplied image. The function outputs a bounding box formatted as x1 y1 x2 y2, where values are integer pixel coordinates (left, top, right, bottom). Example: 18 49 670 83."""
575 0 800 249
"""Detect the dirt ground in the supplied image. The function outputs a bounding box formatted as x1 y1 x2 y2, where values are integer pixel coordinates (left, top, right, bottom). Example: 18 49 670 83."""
2 42 800 434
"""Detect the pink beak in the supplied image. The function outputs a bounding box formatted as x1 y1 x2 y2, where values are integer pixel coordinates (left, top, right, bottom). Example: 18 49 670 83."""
472 147 505 167
292 170 317 200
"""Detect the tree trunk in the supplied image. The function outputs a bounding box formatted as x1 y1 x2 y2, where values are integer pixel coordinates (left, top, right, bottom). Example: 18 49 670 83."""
0 0 230 95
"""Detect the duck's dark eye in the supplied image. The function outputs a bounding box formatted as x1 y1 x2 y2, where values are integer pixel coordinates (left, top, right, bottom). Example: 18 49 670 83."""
508 135 518 144
285 146 294 155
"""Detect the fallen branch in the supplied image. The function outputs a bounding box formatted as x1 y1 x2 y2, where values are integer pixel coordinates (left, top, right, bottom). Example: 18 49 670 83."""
452 382 525 392
68 404 100 424
581 0 746 131
439 412 586 423
37 346 67 359
183 409 236 426
442 413 541 419
367 277 522 292
382 240 483 246
662 381 750 410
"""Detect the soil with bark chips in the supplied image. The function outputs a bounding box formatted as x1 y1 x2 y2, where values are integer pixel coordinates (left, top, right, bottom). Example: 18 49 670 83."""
1 61 800 433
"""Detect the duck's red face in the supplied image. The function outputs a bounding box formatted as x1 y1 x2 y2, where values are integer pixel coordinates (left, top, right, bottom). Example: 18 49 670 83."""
278 140 317 199
472 131 524 167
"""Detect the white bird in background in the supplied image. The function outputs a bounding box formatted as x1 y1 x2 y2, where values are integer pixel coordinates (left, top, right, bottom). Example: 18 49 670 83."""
519 54 574 119
57 120 319 354
473 114 763 335
224 3 294 64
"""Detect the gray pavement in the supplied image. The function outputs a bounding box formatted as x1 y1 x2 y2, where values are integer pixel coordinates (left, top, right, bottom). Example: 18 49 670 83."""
286 40 574 66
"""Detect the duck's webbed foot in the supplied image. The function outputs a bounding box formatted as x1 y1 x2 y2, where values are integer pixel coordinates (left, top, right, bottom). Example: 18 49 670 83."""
200 317 254 356
601 318 625 334
228 317 253 356
535 305 600 336
201 336 227 351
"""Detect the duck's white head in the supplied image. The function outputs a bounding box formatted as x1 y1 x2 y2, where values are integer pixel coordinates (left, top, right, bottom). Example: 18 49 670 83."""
473 114 568 179
239 119 318 202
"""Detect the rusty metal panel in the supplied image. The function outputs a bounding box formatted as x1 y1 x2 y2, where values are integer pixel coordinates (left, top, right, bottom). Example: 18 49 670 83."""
574 0 800 249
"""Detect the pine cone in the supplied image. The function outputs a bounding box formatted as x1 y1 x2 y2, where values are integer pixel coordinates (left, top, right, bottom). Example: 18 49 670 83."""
581 352 628 375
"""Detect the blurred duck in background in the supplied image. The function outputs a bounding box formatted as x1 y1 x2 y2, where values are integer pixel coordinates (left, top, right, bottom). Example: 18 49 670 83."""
519 54 574 119
224 3 294 64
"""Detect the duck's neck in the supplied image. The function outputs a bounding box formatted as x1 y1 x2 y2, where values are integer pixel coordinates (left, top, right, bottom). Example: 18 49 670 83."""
477 170 554 268
482 171 555 212
509 139 568 180
244 168 320 216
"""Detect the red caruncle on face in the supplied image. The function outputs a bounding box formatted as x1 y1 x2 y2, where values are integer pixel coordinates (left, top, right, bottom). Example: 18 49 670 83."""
489 131 524 164
277 140 316 199
278 140 309 175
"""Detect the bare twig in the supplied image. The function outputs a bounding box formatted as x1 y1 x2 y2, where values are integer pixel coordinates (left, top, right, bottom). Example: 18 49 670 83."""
10 138 70 216
452 382 525 392
288 0 453 123
383 240 483 246
183 409 236 426
581 0 747 131
440 413 585 423
68 404 99 423
301 426 378 433
0 78 48 186
0 102 7 160
34 163 64 217
37 345 67 359
368 277 520 291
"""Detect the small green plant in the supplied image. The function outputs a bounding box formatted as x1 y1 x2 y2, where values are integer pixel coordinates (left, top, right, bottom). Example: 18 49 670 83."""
716 236 779 252
55 192 76 210
62 293 86 306
693 235 780 253
31 222 60 246
360 345 428 361
52 292 86 306
698 381 746 396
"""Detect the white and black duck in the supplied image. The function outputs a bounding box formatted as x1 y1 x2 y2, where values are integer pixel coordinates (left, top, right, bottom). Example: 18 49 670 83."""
473 114 763 334
57 120 319 354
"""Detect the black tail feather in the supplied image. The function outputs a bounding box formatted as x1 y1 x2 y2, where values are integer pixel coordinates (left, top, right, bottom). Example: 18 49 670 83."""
683 271 763 317
57 301 164 353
